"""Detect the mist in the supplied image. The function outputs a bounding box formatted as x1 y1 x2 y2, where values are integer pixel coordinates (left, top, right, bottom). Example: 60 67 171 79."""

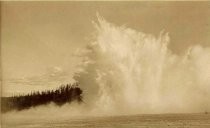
74 15 210 114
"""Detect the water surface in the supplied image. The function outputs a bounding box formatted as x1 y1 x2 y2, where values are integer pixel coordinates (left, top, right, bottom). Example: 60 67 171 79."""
2 113 210 128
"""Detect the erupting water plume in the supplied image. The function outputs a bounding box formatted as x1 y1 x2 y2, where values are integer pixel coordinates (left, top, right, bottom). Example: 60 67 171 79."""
74 14 210 115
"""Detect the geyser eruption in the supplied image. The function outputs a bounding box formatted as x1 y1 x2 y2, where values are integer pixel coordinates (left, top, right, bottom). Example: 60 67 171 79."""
74 15 210 115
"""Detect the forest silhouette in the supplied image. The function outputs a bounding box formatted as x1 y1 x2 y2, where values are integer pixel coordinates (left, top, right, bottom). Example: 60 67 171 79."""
1 83 83 113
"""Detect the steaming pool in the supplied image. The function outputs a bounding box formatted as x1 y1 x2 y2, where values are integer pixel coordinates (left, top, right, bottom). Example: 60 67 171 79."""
2 113 210 128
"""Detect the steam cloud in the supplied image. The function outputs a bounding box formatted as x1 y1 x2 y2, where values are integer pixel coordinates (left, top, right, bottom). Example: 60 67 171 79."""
74 15 210 115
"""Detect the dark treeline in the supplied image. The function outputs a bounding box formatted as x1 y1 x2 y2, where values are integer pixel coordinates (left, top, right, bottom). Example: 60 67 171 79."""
1 83 83 113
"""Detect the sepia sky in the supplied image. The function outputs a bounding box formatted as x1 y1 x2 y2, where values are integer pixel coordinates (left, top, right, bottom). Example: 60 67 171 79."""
1 1 210 96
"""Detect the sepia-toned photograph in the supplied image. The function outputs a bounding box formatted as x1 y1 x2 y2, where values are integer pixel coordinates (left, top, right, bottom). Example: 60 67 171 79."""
1 1 210 128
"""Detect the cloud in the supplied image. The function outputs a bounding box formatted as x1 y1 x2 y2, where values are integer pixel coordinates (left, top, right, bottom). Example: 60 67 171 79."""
2 67 74 96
